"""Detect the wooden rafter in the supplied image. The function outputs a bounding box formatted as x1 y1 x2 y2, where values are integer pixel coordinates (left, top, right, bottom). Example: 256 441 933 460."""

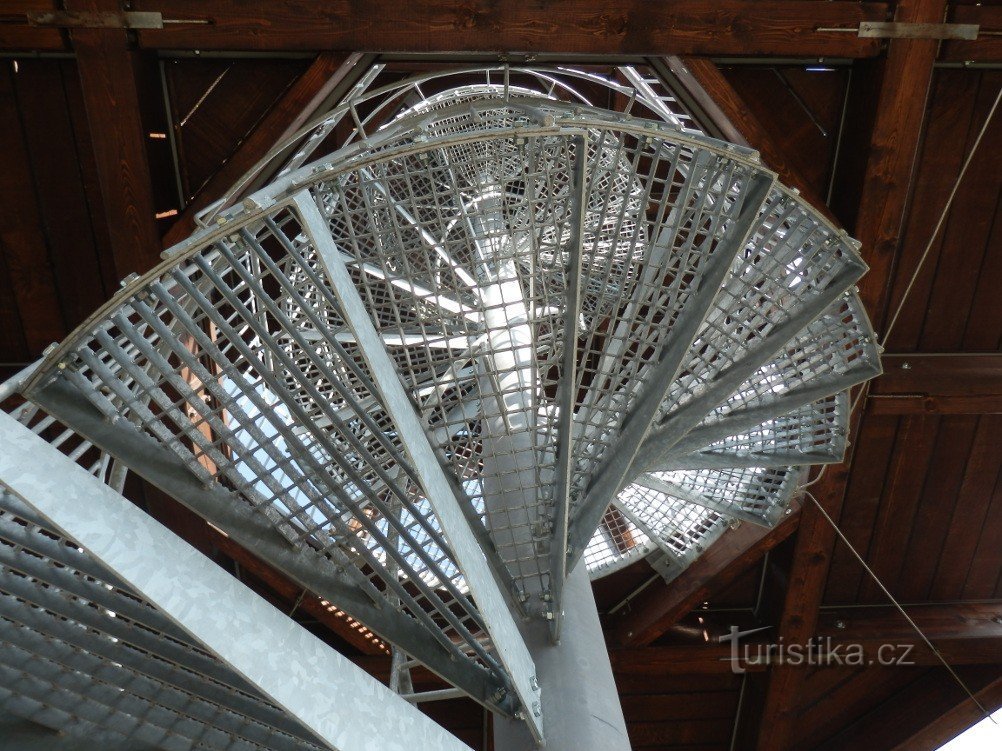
4 1 889 57
751 1 950 746
611 601 1002 674
609 503 801 648
870 353 1002 415
816 667 1002 750
135 1 888 58
69 0 161 278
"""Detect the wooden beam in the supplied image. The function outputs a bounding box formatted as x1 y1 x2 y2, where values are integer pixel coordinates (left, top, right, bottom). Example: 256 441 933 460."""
0 1 66 52
888 672 1002 751
162 51 361 248
0 63 67 355
816 602 1002 666
942 5 1002 63
69 0 161 278
0 1 890 57
611 602 1002 675
665 56 835 222
610 643 766 675
608 501 801 648
816 666 1002 750
752 4 948 744
869 353 1002 415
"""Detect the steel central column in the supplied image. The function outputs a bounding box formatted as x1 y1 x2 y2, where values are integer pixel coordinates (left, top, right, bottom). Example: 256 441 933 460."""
468 186 630 751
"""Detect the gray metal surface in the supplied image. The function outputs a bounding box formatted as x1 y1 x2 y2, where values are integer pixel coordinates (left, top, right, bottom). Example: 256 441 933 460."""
0 410 473 751
492 562 630 751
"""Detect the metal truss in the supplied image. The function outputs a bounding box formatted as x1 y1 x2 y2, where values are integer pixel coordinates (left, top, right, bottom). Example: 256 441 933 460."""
1 66 881 747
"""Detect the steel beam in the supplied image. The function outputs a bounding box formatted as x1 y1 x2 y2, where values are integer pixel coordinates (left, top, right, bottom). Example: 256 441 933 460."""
295 191 543 743
548 135 587 640
632 474 776 526
493 562 630 751
0 408 474 751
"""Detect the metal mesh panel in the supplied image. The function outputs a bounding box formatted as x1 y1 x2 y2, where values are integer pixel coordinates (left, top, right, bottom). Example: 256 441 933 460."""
305 131 582 596
32 208 505 683
0 491 324 751
267 65 702 196
658 191 864 421
612 484 725 560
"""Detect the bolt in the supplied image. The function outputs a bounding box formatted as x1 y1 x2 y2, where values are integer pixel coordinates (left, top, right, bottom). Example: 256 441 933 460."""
785 507 793 515
901 362 912 370
529 676 539 690
834 620 847 630
992 616 1002 626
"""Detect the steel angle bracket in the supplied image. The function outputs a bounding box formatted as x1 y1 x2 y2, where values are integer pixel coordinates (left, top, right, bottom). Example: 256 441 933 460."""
294 193 544 744
0 409 475 751
548 133 588 644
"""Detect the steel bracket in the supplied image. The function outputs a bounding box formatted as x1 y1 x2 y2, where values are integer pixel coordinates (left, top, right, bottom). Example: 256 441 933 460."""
27 11 166 29
818 22 980 41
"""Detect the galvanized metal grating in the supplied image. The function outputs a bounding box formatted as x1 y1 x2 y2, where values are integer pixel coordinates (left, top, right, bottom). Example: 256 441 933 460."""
0 490 327 751
33 211 504 679
10 81 880 714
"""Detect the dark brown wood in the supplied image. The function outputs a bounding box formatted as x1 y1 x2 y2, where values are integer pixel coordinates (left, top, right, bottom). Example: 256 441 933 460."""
612 602 1002 677
815 667 1002 751
853 414 937 603
0 63 68 355
673 57 836 222
820 413 900 605
69 0 161 279
887 671 1002 751
0 1 67 51
163 51 351 248
942 5 1002 62
122 1 888 58
752 0 948 746
846 3 948 329
816 602 1002 665
930 416 1002 600
14 59 112 331
790 667 918 751
611 644 768 675
609 501 801 648
869 354 1002 414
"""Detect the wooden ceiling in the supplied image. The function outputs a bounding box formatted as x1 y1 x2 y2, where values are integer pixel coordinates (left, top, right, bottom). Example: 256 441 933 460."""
0 2 1000 749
